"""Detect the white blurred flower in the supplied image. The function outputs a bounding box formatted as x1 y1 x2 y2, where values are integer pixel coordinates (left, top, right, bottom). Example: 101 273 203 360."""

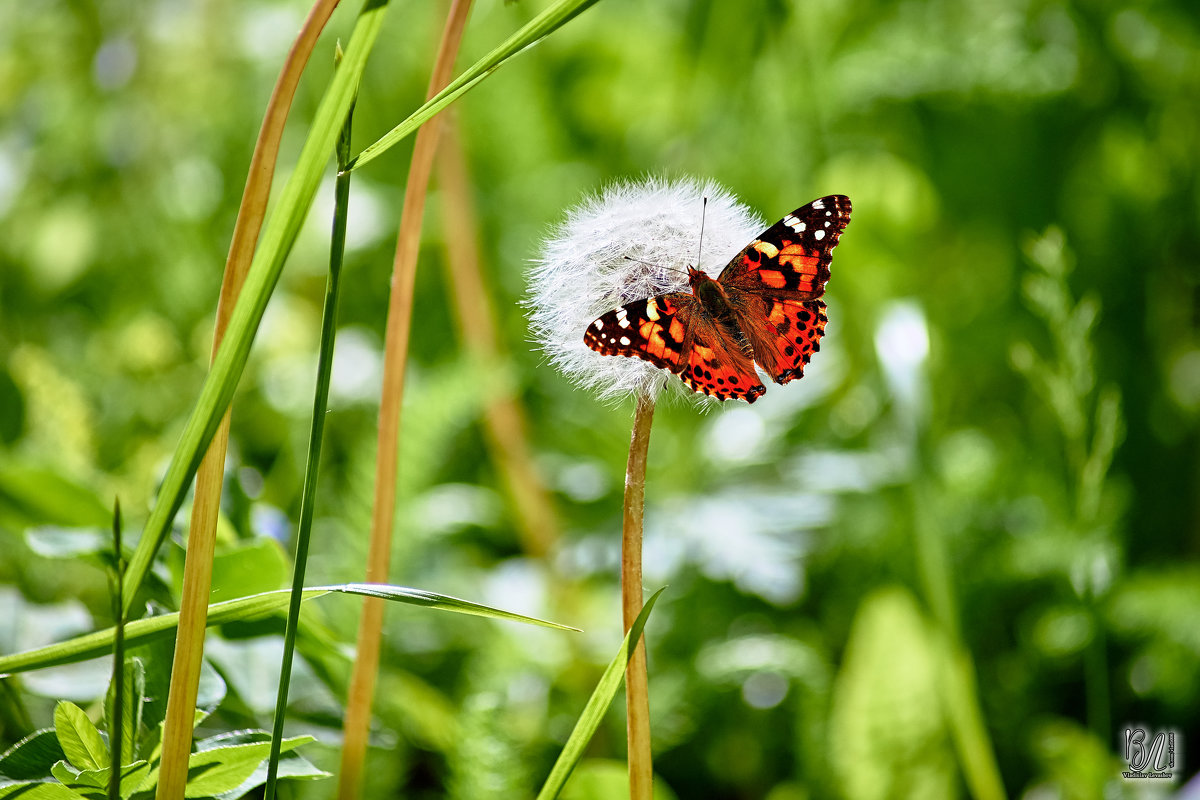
527 176 763 402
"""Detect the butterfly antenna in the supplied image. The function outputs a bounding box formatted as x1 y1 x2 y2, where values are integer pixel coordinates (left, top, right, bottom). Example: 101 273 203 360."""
623 255 689 277
694 196 708 268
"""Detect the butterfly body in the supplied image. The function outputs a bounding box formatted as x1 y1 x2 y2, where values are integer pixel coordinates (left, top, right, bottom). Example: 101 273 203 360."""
584 195 851 404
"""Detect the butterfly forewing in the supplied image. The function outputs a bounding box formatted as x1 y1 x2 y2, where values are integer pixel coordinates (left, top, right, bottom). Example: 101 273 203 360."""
583 293 694 373
720 194 851 298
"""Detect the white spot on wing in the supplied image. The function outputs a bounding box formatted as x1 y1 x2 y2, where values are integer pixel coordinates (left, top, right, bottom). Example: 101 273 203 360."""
619 336 631 346
814 229 825 240
594 319 604 329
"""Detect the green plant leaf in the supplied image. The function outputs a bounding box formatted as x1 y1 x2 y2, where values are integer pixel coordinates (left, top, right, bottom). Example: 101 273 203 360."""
24 527 109 560
49 760 79 784
536 588 665 800
192 731 330 800
347 0 604 172
0 729 67 780
209 539 289 601
118 0 392 615
0 781 86 799
58 761 151 799
104 657 145 765
0 464 110 529
136 736 313 799
53 703 108 772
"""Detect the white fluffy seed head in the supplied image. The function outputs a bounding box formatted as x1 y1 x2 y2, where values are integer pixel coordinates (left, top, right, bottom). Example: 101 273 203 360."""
527 176 764 403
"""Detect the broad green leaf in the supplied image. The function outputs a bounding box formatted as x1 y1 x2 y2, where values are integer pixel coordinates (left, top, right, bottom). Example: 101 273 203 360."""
137 736 313 798
209 539 289 601
104 657 145 766
53 703 107 772
536 588 665 800
193 731 330 800
0 729 67 780
118 0 392 615
348 0 605 172
50 760 80 784
215 748 329 800
0 464 110 529
24 527 109 560
0 781 85 799
60 761 151 799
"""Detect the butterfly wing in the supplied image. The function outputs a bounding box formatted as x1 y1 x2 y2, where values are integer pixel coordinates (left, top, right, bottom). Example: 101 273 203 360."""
583 293 766 402
584 293 693 372
718 195 849 384
719 194 852 298
725 294 828 385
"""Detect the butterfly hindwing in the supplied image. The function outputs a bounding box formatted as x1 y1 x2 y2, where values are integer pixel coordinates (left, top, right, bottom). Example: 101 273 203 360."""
678 316 767 403
720 194 851 299
729 294 828 385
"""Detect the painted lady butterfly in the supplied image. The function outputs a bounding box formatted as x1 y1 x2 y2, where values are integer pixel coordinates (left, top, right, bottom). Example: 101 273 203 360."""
584 195 852 403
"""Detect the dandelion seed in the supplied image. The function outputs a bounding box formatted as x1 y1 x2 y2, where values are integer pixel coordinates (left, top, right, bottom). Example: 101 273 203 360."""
527 176 764 403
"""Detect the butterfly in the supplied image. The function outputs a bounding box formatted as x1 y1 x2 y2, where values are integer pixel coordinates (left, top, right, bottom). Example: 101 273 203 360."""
583 195 852 403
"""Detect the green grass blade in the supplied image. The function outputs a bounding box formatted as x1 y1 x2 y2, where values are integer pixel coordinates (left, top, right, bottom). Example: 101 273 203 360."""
317 583 580 631
263 78 357 800
119 0 392 615
346 0 603 172
536 588 665 800
0 590 331 675
0 583 574 676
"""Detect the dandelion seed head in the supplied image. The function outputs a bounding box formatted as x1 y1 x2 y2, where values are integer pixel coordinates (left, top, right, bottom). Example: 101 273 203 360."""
527 176 764 403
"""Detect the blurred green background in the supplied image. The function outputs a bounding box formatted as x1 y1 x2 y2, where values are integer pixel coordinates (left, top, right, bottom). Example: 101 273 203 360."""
1 0 1198 797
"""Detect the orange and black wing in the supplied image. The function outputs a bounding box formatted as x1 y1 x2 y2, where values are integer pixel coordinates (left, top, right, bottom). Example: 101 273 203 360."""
725 294 828 385
583 293 767 403
719 195 849 385
719 195 851 299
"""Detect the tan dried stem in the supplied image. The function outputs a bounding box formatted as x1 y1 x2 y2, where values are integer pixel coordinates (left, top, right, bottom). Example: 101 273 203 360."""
336 2 473 798
155 2 342 797
622 391 655 800
435 118 558 558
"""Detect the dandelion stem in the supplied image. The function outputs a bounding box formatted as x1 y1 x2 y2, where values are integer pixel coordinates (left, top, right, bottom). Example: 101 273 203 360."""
337 2 473 797
622 390 655 800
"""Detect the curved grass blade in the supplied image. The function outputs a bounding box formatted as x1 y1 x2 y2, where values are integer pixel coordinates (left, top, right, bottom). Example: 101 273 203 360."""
536 588 665 800
319 583 579 631
119 0 392 615
0 590 331 675
0 583 575 676
346 0 603 173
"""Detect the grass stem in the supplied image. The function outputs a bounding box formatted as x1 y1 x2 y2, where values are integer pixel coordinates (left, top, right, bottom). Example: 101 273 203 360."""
153 4 343 797
262 54 357 800
336 2 473 797
108 500 125 800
